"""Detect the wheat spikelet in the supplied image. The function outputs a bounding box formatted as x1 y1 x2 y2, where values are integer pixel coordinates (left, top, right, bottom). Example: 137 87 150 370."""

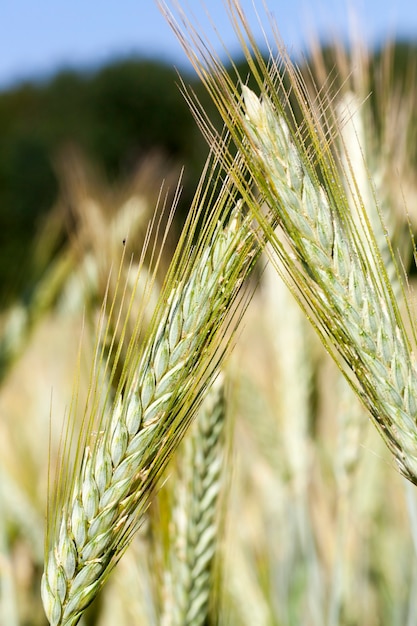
41 156 260 625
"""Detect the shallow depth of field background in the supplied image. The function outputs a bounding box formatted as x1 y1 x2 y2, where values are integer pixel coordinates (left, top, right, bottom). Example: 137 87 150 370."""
2 2 417 625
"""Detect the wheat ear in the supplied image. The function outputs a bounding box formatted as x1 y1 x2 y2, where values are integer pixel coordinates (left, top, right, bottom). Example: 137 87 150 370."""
41 164 260 625
161 0 417 483
239 85 417 481
163 373 226 626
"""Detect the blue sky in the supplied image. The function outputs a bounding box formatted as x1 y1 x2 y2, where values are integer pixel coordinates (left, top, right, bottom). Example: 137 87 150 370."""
1 0 417 89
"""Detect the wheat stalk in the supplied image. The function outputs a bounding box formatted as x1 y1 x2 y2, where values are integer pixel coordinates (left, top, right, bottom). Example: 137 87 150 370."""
41 152 261 625
241 86 417 478
161 0 417 485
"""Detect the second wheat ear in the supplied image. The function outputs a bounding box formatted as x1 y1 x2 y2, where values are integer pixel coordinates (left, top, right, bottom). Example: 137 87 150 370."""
240 85 417 483
161 0 417 486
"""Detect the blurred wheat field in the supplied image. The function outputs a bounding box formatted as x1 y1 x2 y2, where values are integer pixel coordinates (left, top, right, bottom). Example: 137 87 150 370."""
4 242 417 626
2 3 417 625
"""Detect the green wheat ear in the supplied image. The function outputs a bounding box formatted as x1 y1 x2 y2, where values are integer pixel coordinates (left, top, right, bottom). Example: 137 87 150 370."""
161 0 417 484
41 150 263 626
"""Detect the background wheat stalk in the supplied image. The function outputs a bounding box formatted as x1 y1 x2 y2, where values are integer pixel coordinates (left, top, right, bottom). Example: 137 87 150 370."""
162 373 227 626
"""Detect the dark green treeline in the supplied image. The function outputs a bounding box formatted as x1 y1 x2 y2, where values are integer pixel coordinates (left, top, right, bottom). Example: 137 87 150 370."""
0 42 416 305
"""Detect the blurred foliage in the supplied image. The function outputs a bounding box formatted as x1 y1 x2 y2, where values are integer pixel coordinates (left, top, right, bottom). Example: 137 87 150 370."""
0 59 220 305
0 42 416 305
